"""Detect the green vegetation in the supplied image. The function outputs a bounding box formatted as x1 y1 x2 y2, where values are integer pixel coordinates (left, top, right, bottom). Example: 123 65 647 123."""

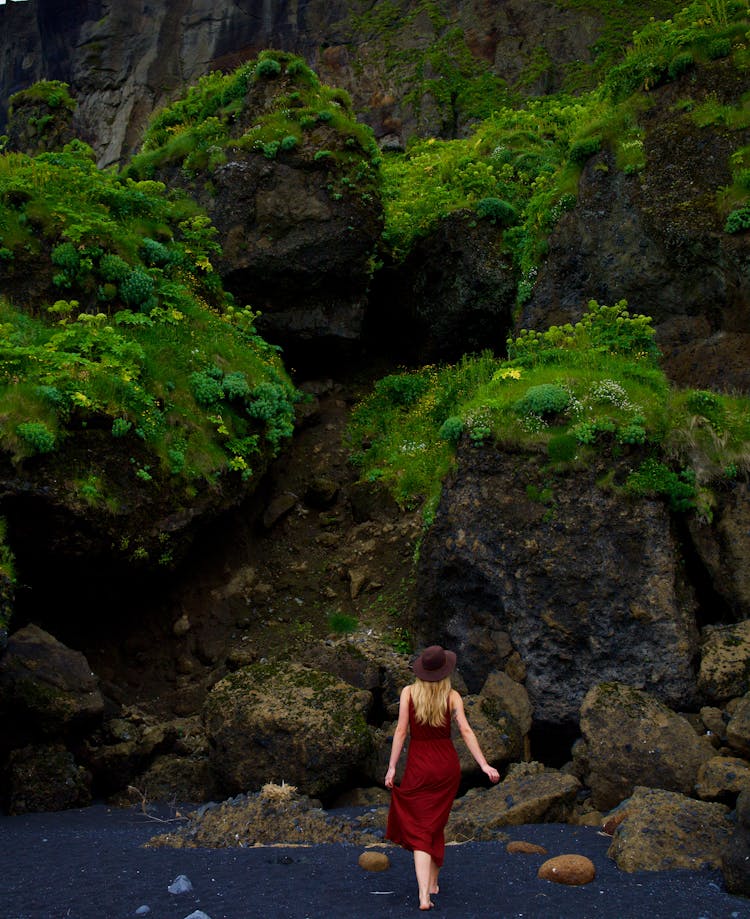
379 0 750 289
0 140 297 503
348 301 750 523
127 50 381 201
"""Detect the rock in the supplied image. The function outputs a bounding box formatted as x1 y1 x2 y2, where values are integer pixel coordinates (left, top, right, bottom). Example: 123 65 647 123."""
578 682 714 810
129 753 220 805
607 787 733 872
522 72 750 393
695 756 750 803
167 874 193 894
480 671 534 735
506 840 548 855
722 787 750 896
700 706 728 743
304 476 339 509
358 851 390 872
5 743 91 814
417 448 700 715
699 621 750 704
262 493 298 530
369 211 517 363
457 695 524 774
203 662 373 799
538 854 596 885
446 770 581 840
726 694 750 757
347 481 401 524
687 483 750 622
0 623 103 737
172 614 191 637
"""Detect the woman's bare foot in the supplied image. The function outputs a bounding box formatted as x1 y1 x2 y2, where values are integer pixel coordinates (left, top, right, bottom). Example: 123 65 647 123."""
430 884 439 895
419 899 434 911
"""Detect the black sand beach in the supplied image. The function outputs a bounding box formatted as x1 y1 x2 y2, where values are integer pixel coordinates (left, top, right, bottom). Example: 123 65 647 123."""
1 805 749 919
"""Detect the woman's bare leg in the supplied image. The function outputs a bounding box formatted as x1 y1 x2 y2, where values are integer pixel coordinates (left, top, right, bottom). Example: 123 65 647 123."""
413 850 434 910
429 858 440 895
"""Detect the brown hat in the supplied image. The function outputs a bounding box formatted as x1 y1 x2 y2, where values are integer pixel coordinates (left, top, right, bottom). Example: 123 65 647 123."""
412 645 456 682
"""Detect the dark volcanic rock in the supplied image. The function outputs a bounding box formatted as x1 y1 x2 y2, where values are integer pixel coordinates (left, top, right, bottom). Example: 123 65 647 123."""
415 444 700 723
0 1 606 165
5 742 92 815
521 62 750 392
369 211 517 363
0 623 103 738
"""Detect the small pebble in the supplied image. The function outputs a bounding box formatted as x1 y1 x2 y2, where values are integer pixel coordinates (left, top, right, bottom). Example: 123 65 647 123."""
168 874 194 894
183 912 212 919
135 908 150 917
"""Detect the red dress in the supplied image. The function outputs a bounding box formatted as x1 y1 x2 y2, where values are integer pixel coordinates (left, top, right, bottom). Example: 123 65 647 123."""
386 695 461 867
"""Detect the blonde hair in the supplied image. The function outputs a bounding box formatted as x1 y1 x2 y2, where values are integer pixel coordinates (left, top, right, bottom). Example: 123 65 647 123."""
411 676 452 727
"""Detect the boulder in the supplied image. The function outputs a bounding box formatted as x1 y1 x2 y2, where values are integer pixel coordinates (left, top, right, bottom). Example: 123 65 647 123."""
446 769 581 840
726 693 750 758
480 671 534 736
416 447 700 718
5 743 91 814
607 787 733 872
457 695 524 774
695 756 750 803
538 854 596 885
0 624 103 738
698 620 750 704
579 683 714 810
203 662 373 799
722 787 750 896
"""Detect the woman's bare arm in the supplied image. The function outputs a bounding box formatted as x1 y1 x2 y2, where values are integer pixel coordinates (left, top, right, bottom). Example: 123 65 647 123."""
385 684 412 788
451 690 500 783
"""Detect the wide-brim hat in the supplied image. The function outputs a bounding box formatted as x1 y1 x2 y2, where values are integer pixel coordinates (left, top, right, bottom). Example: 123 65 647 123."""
412 645 456 682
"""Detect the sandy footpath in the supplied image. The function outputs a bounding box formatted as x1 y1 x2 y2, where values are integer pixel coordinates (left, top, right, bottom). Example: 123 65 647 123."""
0 805 748 919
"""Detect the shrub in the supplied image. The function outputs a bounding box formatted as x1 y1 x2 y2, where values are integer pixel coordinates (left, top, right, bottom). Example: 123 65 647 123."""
111 418 132 438
16 421 56 454
140 237 172 267
725 207 750 234
245 382 296 450
439 416 464 444
476 197 518 226
668 52 694 80
625 459 696 512
189 370 225 406
99 253 130 282
280 135 298 152
328 612 358 634
255 58 282 79
120 269 155 308
222 370 251 401
51 242 79 272
569 136 602 165
514 383 571 418
374 373 430 407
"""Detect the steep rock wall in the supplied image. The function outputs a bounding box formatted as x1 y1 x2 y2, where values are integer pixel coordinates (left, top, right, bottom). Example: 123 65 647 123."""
416 443 701 725
0 0 604 165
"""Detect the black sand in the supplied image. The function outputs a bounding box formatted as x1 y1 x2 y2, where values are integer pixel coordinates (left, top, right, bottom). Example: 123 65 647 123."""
1 805 748 919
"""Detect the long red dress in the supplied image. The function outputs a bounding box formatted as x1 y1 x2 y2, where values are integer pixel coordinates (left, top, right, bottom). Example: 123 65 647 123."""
386 695 461 867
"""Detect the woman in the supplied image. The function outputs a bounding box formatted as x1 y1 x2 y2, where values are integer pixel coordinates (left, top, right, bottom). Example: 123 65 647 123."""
385 645 500 911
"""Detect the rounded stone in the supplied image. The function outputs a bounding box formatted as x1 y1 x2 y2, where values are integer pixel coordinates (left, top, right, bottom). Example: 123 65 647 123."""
358 850 390 872
507 840 548 855
538 854 596 885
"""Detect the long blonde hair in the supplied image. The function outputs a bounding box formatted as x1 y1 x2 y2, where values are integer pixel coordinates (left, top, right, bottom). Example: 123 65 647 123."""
411 676 452 727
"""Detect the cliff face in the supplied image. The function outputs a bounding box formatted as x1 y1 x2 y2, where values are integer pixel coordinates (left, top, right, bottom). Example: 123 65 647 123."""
0 0 605 165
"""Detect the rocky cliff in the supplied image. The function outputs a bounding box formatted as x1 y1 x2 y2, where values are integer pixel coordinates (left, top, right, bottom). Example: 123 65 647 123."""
0 0 622 166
